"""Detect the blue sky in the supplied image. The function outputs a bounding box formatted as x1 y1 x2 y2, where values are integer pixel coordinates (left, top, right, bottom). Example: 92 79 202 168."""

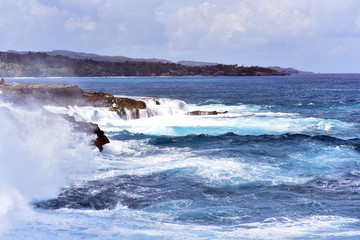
0 0 359 73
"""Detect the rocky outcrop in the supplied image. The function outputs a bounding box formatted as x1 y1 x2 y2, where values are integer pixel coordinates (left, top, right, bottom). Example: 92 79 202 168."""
0 82 146 117
83 92 146 119
187 110 228 116
63 115 109 152
93 126 110 152
0 82 147 151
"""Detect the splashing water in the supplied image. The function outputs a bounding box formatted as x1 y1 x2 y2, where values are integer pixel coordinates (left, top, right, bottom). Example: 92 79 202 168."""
2 75 360 239
0 102 96 236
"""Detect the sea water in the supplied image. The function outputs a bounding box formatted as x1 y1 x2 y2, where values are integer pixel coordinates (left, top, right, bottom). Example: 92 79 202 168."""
1 74 360 239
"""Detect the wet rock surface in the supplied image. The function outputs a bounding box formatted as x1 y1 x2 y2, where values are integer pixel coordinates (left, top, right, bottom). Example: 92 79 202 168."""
0 82 143 151
62 115 110 152
0 82 146 115
186 110 228 116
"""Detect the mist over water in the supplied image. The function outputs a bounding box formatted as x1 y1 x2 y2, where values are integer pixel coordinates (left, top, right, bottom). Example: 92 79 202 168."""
0 101 95 236
2 74 360 239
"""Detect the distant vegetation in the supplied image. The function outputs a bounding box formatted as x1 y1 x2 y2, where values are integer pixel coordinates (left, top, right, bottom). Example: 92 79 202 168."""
269 66 313 75
0 51 286 77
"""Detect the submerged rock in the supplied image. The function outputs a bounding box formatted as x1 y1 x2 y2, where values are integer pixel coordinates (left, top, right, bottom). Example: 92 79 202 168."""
186 110 228 116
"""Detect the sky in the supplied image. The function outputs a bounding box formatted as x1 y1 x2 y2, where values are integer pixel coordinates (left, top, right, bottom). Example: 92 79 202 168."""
0 0 359 73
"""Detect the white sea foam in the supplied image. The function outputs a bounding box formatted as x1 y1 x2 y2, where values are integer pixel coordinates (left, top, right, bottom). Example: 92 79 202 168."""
46 98 353 136
96 113 352 137
44 100 353 137
0 102 96 236
137 97 189 117
93 132 360 190
44 96 188 123
229 215 360 240
188 103 299 117
44 105 124 126
2 104 359 239
0 183 30 237
11 207 359 240
95 139 317 186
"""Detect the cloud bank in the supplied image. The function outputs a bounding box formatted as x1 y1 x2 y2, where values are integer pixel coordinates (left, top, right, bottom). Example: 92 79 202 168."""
0 0 359 72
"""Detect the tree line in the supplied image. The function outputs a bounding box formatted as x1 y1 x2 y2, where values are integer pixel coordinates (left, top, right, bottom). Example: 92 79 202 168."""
0 51 286 77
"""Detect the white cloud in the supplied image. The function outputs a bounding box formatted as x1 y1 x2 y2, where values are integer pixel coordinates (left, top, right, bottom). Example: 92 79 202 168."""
157 1 315 47
154 0 360 71
65 16 97 32
0 0 167 55
357 15 360 32
0 0 359 72
0 0 66 50
155 0 320 58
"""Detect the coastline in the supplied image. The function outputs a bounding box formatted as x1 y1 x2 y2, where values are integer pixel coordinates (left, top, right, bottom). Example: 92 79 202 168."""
0 51 287 77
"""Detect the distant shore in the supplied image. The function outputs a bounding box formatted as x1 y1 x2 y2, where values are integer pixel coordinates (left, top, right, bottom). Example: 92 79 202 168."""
0 51 287 77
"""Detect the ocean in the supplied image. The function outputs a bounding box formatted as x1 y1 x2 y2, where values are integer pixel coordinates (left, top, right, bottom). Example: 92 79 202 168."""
1 74 360 239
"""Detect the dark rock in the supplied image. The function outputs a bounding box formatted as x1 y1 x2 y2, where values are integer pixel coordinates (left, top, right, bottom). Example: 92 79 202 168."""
93 127 110 152
186 110 228 116
62 115 109 152
0 82 84 106
0 82 146 118
0 83 130 151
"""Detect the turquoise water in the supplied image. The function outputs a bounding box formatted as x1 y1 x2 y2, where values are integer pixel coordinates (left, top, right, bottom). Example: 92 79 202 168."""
1 74 360 239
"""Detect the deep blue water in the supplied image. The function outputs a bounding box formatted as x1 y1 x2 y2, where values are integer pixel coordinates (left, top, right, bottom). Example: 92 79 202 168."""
1 74 360 239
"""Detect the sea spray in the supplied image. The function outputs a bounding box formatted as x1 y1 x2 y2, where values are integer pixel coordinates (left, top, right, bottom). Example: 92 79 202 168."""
0 103 96 235
2 75 360 239
44 96 189 123
44 102 354 137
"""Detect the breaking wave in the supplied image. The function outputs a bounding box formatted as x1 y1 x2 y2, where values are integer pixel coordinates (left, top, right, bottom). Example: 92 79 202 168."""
3 75 360 239
44 99 355 138
0 102 96 236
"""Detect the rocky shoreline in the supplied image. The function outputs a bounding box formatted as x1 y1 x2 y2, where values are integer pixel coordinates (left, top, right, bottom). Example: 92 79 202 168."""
0 81 147 119
0 80 230 151
0 81 141 151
